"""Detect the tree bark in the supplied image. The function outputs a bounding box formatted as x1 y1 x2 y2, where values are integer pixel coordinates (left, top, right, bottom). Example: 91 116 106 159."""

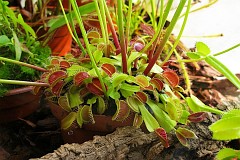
32 98 240 160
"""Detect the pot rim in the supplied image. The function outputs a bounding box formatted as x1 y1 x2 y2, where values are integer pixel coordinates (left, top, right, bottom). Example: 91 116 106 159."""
4 86 34 97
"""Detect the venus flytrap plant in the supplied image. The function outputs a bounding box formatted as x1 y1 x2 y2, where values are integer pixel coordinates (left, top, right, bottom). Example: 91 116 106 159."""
2 0 240 150
35 0 206 147
38 0 240 148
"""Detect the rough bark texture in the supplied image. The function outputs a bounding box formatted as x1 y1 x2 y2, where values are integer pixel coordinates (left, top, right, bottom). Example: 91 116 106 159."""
32 99 240 160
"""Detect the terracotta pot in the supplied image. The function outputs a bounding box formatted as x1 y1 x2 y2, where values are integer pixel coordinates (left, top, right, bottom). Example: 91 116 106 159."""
48 101 136 144
0 86 41 123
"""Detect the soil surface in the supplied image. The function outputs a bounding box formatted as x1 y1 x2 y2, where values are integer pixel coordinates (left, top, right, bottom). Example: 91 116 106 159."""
0 60 239 160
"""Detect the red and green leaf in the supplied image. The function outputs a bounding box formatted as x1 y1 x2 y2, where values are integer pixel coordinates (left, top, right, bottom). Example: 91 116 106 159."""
61 112 77 130
58 95 71 112
101 63 116 77
175 130 188 147
51 58 60 65
150 78 164 91
51 80 64 96
60 60 71 69
133 113 143 128
188 112 207 123
135 75 149 88
135 91 148 103
155 128 169 148
86 78 105 96
112 100 130 121
80 105 95 124
162 70 179 87
176 127 198 139
48 70 67 85
74 72 90 86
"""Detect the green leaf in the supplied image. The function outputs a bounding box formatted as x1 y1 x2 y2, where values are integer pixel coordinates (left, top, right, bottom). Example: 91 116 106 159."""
147 100 176 132
108 88 121 99
166 98 182 121
138 101 160 132
100 57 121 66
112 73 128 88
196 42 211 56
186 96 201 112
0 35 11 46
93 49 103 64
87 96 97 105
126 96 140 113
48 2 96 33
186 95 223 115
17 14 36 38
178 110 190 124
205 55 240 89
67 65 89 76
209 116 240 140
12 31 22 60
77 109 83 128
186 52 201 59
216 148 240 160
120 89 135 98
127 51 141 72
120 83 140 92
68 86 83 108
97 96 106 114
151 64 163 73
61 112 77 130
222 109 240 119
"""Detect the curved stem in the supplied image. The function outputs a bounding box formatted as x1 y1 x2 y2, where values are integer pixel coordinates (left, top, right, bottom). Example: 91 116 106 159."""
180 0 218 18
213 43 240 56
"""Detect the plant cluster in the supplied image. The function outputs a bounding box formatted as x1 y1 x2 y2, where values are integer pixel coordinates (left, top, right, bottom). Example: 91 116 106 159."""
35 0 238 147
0 0 240 155
0 0 51 96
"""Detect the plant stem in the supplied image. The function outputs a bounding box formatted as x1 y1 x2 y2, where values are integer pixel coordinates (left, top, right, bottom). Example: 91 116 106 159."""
103 1 121 54
161 0 191 65
174 46 191 93
213 43 240 56
150 0 157 30
97 0 110 57
200 104 224 115
125 0 132 51
0 79 49 87
0 57 48 72
142 0 173 53
180 0 218 18
69 0 107 96
58 0 87 55
117 0 128 73
144 0 187 75
147 0 164 60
